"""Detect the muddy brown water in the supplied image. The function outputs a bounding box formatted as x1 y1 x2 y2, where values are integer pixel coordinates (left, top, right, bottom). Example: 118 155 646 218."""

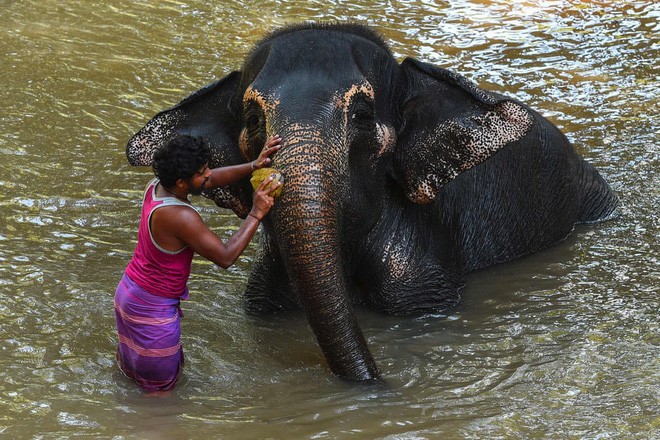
1 1 658 439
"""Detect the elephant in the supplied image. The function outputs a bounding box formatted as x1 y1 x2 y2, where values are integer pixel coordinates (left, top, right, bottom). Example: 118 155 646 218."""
125 23 618 381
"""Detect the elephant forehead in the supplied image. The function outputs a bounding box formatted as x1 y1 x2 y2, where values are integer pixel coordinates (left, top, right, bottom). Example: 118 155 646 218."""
243 86 280 112
334 82 374 108
245 81 373 111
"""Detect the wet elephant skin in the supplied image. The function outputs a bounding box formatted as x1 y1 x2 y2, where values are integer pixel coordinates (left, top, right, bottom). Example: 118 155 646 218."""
125 23 618 381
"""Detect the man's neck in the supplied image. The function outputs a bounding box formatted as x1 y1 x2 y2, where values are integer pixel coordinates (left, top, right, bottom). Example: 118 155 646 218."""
158 182 190 203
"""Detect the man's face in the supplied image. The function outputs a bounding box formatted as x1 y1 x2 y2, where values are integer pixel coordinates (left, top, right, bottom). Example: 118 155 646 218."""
187 162 211 196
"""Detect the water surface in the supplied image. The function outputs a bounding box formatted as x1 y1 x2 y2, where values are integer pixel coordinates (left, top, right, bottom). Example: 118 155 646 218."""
0 1 658 438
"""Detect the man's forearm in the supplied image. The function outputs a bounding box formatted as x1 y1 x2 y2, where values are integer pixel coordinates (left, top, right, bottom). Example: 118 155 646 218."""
207 162 254 189
215 213 261 268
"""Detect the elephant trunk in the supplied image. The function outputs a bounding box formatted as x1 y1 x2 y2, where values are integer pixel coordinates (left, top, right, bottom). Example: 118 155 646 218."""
270 136 380 381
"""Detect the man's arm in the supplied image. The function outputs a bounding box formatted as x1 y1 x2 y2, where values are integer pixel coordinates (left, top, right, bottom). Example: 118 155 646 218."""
206 135 282 189
174 208 261 269
155 175 281 269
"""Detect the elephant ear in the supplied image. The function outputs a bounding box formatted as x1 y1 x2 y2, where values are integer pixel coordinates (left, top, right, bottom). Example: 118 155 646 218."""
125 71 253 217
393 58 534 204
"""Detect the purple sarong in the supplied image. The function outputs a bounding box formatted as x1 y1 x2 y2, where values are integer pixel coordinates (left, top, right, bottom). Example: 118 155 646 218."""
114 273 185 392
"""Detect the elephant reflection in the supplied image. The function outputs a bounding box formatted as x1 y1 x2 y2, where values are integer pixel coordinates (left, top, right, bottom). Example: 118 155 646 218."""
126 23 617 381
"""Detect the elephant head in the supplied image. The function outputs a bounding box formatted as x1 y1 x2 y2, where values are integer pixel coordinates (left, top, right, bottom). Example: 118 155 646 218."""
125 23 556 381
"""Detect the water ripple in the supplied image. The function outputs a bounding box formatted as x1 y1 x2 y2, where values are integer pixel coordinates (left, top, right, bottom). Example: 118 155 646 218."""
0 0 658 439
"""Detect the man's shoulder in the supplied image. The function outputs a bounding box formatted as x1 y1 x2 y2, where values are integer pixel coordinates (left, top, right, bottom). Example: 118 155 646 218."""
154 203 201 222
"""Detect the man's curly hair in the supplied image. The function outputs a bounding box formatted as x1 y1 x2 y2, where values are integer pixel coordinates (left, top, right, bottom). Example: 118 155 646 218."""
153 135 211 187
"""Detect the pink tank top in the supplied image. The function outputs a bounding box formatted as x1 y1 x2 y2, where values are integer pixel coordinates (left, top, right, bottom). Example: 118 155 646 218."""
125 178 196 298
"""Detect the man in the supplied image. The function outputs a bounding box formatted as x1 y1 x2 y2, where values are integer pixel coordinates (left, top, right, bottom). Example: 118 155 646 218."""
114 134 282 393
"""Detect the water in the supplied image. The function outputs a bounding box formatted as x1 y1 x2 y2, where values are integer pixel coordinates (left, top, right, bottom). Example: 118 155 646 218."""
1 1 658 438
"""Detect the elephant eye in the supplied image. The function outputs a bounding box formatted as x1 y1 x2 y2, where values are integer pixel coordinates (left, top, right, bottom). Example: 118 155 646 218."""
350 98 375 129
243 103 267 153
244 103 264 132
245 113 261 130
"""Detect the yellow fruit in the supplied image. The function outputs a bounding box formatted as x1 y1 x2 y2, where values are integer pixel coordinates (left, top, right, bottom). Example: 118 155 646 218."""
250 167 284 198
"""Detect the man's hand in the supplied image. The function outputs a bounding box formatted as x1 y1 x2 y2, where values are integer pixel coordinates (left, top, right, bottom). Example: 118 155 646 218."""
253 135 282 170
207 135 283 190
249 175 282 220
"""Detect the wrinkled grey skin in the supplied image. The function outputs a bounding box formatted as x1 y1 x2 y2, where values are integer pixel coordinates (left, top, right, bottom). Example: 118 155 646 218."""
125 23 617 381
